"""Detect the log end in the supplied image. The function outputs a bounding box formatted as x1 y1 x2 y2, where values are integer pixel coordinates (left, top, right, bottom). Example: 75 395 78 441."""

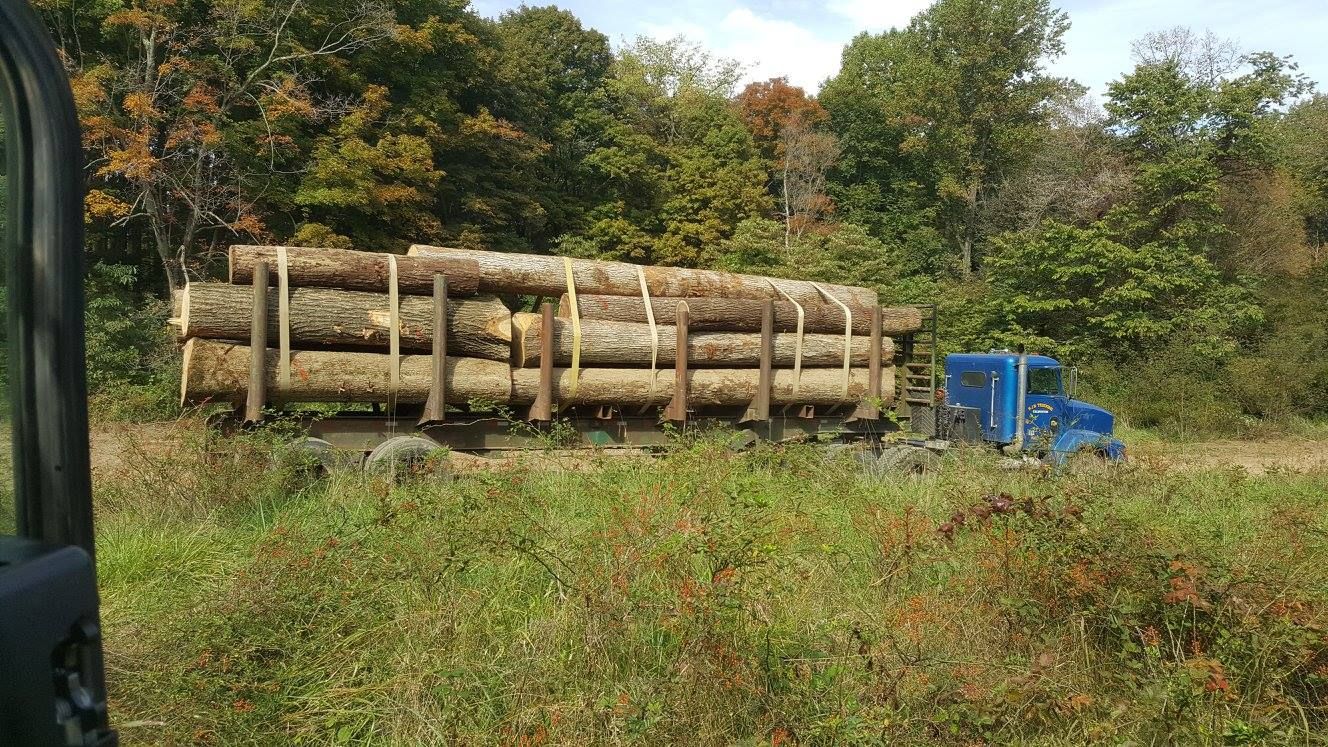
226 245 248 283
179 337 196 407
509 312 539 367
177 283 192 339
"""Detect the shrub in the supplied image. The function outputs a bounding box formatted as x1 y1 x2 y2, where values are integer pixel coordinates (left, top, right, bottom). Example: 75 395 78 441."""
85 263 179 422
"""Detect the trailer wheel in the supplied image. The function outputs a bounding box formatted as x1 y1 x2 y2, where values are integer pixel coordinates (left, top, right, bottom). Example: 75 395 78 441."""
876 446 939 475
278 436 360 476
365 436 447 477
1060 447 1115 474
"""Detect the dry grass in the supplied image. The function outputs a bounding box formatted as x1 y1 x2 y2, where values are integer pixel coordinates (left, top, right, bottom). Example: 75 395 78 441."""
92 427 1328 745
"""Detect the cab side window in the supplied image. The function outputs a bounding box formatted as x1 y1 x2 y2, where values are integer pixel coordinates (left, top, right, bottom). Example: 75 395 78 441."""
959 371 986 388
1027 367 1063 396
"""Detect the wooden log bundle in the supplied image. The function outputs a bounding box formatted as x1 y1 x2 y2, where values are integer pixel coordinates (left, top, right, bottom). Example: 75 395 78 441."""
409 244 876 308
510 312 894 368
230 245 482 296
181 338 894 408
176 283 511 360
181 243 916 418
510 366 895 408
566 294 924 335
182 339 514 405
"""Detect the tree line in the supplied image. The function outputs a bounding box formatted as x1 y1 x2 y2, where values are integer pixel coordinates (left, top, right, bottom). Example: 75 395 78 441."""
33 0 1328 430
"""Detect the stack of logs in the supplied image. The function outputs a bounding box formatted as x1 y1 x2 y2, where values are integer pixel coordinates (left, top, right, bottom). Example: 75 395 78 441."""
176 244 924 421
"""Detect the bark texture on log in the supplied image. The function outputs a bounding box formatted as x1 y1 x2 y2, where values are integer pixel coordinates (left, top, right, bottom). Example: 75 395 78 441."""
510 366 896 407
408 244 876 307
567 294 924 335
229 245 482 296
510 313 894 368
181 339 512 405
182 340 894 409
178 283 511 360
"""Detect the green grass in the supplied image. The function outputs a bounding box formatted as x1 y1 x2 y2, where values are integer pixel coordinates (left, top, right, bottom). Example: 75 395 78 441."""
94 429 1328 745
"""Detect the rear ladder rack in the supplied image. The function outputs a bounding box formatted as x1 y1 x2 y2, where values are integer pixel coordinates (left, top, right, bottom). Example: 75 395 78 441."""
896 303 937 417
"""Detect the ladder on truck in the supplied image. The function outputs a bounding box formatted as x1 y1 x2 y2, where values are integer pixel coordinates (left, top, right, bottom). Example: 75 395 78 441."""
896 304 937 420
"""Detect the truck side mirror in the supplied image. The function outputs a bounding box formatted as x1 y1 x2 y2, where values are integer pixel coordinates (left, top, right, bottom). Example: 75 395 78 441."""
1067 367 1078 398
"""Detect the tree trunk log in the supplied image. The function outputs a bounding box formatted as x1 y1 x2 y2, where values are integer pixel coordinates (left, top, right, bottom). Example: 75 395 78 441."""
408 244 877 307
510 313 894 368
180 339 512 405
510 366 895 407
229 245 482 296
566 294 924 335
177 283 511 360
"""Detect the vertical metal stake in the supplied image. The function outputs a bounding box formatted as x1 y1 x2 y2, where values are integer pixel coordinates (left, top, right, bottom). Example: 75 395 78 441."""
742 299 773 423
851 305 884 421
419 274 448 425
664 302 690 422
527 302 555 422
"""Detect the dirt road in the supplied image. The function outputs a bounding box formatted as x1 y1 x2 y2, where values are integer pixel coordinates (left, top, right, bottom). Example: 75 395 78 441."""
1127 436 1328 475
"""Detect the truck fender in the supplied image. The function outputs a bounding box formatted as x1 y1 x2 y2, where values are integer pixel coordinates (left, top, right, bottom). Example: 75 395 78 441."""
1048 428 1126 465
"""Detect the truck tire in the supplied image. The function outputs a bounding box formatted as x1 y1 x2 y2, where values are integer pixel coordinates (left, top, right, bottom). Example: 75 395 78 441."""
1059 447 1115 474
277 436 361 476
876 445 939 475
365 435 447 478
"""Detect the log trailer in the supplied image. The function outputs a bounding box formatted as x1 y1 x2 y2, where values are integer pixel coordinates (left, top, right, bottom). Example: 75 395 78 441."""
233 298 1124 471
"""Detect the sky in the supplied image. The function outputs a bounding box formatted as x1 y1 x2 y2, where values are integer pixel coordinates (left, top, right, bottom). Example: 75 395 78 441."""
469 0 1328 97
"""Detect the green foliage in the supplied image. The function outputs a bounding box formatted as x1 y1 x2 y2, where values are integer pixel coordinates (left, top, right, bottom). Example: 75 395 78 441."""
557 37 770 266
715 218 907 300
25 0 1328 430
985 221 1262 359
84 264 178 421
1281 95 1328 254
822 0 1074 274
1227 265 1328 419
295 86 445 251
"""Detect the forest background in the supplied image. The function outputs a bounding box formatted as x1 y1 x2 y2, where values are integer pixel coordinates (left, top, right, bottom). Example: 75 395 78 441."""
25 0 1328 435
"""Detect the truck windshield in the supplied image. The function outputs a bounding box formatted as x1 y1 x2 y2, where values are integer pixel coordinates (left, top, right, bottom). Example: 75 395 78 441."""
1027 367 1063 396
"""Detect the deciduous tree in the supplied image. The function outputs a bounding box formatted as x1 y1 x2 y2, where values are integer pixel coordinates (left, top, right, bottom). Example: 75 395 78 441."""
68 0 396 292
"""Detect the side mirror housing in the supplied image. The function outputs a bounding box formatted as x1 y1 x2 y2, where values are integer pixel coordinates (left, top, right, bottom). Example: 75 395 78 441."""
1066 367 1079 398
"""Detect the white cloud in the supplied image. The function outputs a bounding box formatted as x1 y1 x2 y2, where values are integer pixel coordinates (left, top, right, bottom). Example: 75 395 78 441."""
717 8 846 89
827 0 934 31
642 7 845 90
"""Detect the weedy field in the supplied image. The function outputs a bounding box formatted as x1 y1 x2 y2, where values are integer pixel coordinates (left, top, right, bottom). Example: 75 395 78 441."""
73 425 1328 745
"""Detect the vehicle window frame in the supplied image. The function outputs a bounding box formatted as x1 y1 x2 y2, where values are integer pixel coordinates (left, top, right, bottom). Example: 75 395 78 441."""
1026 367 1064 397
959 371 987 388
0 0 95 552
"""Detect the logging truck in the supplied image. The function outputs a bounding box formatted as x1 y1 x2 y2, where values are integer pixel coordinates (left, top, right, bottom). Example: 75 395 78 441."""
208 310 1124 472
285 352 1125 472
178 244 1125 471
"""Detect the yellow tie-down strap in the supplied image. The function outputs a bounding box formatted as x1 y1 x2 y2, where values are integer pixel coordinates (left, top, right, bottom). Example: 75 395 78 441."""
638 266 659 395
387 254 401 408
563 257 581 398
812 282 852 399
769 282 804 396
276 246 291 393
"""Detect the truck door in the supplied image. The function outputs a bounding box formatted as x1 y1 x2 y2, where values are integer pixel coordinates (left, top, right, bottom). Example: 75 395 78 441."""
1023 366 1067 449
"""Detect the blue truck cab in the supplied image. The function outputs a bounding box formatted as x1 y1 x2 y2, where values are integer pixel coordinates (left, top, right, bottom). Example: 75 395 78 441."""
940 352 1125 463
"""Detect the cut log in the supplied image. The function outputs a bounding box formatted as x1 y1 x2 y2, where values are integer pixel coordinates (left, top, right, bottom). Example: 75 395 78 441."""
510 313 894 368
177 283 512 361
229 245 482 296
408 244 877 308
510 366 896 407
567 294 924 335
180 339 512 405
